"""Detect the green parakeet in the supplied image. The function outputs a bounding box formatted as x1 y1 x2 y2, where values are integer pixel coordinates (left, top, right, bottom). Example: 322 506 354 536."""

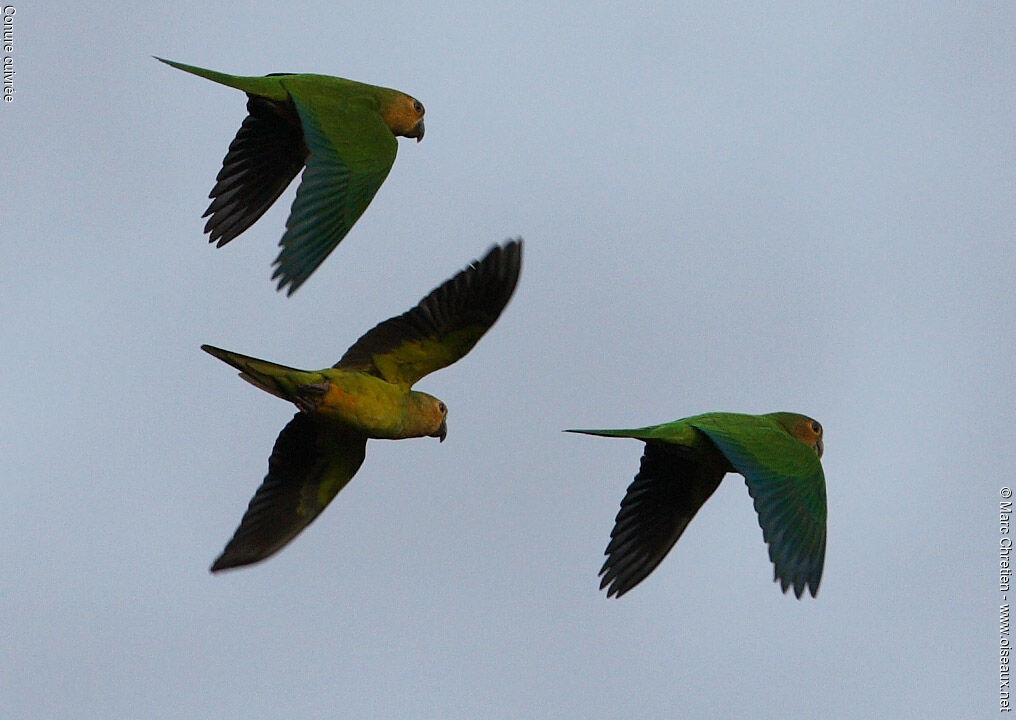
568 412 827 598
157 57 425 295
203 240 522 571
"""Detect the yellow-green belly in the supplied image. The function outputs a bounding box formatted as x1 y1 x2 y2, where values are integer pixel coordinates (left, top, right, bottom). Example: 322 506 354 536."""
313 370 409 438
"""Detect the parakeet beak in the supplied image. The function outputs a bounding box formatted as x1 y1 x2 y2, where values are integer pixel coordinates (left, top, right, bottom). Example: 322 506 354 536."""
431 419 447 442
815 438 824 458
408 119 425 142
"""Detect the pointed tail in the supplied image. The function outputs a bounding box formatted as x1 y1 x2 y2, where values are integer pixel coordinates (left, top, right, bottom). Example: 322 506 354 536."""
202 344 310 402
566 428 641 438
565 426 672 441
154 57 289 100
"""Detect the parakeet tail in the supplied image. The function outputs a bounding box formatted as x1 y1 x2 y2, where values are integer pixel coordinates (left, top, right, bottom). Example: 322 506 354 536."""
154 57 287 98
564 428 649 439
201 344 306 402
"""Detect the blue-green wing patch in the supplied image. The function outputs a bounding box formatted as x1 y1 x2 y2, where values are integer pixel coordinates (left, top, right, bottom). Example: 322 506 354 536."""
691 418 827 598
271 95 397 295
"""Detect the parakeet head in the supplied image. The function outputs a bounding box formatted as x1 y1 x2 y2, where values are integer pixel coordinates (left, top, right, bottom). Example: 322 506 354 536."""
383 93 426 142
770 412 824 458
408 391 448 442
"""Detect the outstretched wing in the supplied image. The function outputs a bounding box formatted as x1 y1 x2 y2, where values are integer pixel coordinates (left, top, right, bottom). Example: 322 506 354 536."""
599 441 725 598
271 89 398 295
211 413 368 571
202 95 308 247
690 417 827 598
334 240 523 387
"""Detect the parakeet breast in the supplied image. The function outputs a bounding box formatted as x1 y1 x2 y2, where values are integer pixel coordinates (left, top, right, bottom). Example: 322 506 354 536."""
314 371 414 438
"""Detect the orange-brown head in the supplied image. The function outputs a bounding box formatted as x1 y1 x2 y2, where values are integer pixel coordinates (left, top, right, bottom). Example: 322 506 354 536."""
769 412 824 458
406 391 447 441
382 93 426 141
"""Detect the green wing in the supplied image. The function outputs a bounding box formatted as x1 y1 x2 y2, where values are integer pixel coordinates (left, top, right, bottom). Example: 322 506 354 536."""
158 59 398 293
210 413 367 571
598 441 726 598
689 416 827 598
334 240 523 387
271 88 398 295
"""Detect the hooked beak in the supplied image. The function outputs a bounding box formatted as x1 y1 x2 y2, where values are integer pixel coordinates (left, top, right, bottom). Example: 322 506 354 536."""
431 418 447 443
407 118 425 142
815 438 824 458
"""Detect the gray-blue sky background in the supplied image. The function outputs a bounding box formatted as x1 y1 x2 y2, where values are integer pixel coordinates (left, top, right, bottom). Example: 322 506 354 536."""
3 2 1011 717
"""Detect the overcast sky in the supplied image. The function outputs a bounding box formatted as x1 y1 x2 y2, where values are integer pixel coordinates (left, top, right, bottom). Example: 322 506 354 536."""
3 2 1012 718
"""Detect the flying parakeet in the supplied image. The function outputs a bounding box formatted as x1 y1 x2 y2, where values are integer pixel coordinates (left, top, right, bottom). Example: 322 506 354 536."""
568 412 827 598
156 57 426 295
203 240 522 571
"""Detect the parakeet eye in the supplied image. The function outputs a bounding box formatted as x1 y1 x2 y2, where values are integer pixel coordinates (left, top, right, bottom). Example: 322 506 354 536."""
811 421 822 435
438 402 447 414
413 100 424 115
